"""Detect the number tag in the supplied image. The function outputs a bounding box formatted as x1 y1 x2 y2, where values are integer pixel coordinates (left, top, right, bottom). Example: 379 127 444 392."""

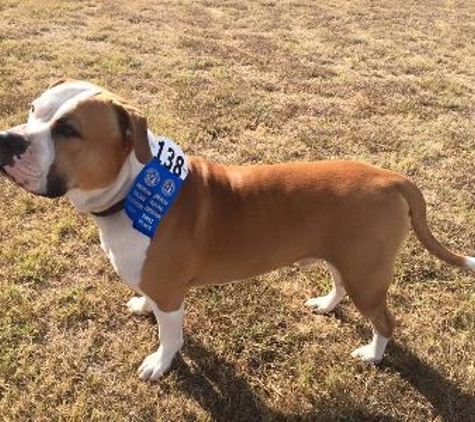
150 136 188 180
125 136 188 237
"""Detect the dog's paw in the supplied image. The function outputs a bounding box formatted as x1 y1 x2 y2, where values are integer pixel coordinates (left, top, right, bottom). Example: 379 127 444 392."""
126 296 153 315
305 296 337 314
138 347 176 381
351 344 382 364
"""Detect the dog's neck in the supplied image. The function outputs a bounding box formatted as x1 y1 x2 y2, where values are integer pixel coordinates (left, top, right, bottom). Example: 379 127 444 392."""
66 131 164 215
66 151 143 215
66 132 189 220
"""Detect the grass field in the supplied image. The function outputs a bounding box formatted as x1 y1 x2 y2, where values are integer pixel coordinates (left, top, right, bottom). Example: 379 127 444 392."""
1 0 475 420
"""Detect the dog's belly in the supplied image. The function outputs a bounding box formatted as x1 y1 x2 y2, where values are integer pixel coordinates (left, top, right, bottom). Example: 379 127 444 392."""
193 229 324 287
95 211 150 290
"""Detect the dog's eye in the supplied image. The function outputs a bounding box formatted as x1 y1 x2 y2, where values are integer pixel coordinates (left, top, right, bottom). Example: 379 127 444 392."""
53 119 81 138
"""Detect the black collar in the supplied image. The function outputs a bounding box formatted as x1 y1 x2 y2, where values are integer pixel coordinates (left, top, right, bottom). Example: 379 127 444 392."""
91 199 125 218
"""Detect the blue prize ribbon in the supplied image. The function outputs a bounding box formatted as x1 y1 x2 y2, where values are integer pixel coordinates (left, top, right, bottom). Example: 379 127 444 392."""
125 157 184 238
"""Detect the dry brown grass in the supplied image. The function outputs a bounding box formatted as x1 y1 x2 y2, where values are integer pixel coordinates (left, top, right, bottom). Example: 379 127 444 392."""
1 0 475 420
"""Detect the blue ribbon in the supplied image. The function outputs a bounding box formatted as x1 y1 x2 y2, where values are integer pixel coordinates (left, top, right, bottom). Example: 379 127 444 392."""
125 157 184 238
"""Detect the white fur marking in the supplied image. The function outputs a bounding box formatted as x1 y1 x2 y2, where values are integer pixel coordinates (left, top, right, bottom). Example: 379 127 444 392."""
305 263 346 313
95 211 150 291
138 303 184 381
127 296 153 315
351 331 389 364
465 256 475 271
305 292 344 313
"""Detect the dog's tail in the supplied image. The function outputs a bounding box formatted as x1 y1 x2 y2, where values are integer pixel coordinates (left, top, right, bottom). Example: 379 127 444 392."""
396 179 475 271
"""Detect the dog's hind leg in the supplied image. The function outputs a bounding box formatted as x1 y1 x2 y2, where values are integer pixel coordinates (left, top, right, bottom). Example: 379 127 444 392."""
350 304 394 364
350 312 393 364
305 262 346 313
342 189 409 363
346 264 396 364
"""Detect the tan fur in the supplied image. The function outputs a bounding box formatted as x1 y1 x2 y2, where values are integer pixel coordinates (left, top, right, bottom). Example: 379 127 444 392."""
137 156 467 345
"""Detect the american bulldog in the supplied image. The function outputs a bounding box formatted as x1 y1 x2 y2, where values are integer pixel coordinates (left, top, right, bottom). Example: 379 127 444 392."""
0 80 473 381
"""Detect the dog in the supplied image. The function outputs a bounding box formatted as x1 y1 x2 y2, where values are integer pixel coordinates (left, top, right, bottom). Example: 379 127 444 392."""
0 79 473 382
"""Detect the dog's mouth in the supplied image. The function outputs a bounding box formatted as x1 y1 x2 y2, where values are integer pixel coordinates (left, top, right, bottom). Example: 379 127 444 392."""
0 166 14 182
0 157 47 196
0 166 27 190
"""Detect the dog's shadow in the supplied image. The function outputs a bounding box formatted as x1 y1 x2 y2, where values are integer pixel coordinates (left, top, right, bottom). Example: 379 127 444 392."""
382 342 475 421
173 333 475 421
173 336 379 421
173 337 280 421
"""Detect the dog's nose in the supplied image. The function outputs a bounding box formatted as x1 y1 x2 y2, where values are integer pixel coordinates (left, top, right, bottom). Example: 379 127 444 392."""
0 131 30 167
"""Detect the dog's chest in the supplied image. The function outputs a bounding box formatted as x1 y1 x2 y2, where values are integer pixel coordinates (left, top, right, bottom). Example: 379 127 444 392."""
95 211 150 290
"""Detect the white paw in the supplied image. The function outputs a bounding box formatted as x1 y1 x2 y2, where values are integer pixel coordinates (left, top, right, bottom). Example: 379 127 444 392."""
351 344 382 364
305 296 337 314
127 296 153 315
138 346 177 381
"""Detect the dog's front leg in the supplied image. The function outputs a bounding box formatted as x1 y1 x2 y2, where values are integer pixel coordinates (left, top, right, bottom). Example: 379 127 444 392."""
138 301 184 381
126 296 154 315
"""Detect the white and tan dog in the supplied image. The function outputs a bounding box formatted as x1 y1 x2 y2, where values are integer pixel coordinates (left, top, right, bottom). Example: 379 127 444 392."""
1 80 474 381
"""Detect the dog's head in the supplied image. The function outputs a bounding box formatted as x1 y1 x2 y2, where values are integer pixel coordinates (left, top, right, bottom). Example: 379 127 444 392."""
0 79 151 198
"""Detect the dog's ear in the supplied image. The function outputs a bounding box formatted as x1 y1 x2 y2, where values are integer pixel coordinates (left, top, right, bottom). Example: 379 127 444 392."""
113 102 152 165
